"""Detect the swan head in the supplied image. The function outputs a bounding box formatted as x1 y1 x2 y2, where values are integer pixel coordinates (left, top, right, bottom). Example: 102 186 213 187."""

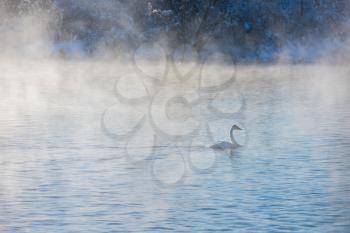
232 125 242 131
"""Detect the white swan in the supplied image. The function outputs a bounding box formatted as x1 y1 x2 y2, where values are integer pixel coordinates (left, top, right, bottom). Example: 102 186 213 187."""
210 125 243 151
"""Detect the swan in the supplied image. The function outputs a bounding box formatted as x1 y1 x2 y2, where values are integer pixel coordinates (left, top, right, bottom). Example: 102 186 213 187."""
210 125 243 151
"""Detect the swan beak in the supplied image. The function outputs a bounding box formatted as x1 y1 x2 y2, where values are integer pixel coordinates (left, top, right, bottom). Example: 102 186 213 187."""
232 125 243 131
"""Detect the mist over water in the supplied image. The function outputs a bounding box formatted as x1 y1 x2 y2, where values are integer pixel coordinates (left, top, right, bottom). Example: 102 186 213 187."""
1 1 350 232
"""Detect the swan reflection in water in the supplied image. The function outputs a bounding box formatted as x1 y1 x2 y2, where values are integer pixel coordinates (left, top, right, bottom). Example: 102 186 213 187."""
210 125 245 152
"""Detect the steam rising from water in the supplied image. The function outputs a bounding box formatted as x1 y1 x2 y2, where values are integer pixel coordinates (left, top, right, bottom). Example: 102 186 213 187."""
0 0 350 185
1 4 350 231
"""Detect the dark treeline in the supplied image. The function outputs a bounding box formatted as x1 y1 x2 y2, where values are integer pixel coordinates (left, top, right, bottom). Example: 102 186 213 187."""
1 0 349 62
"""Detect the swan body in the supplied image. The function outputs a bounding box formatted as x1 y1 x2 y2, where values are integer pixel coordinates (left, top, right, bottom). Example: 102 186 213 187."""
210 141 238 150
210 125 242 151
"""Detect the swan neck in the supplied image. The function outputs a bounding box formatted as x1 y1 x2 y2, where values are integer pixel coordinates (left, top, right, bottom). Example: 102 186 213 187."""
230 126 235 143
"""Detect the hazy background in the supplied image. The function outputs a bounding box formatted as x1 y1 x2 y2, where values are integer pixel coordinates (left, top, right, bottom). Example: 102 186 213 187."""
1 0 350 61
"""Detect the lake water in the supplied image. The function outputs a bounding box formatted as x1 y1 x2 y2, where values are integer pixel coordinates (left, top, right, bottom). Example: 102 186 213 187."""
0 61 349 232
